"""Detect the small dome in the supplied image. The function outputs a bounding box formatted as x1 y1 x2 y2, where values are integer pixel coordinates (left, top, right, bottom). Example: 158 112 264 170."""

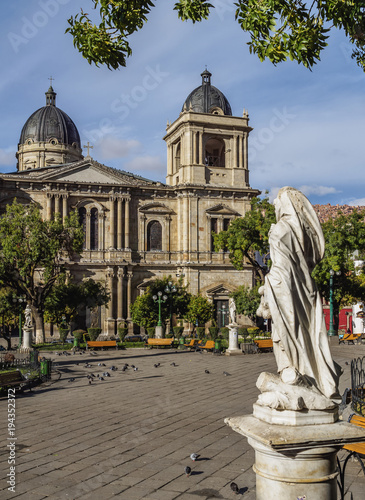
182 69 232 116
19 86 81 147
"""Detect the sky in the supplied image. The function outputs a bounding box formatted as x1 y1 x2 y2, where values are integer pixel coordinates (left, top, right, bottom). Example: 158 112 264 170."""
0 1 364 206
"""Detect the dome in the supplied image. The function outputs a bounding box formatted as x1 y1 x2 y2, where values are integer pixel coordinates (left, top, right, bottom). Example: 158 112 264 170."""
19 86 81 147
182 69 232 116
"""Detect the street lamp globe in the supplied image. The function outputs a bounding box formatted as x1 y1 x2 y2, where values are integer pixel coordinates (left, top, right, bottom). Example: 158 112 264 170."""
163 295 168 301
152 295 157 301
157 291 162 297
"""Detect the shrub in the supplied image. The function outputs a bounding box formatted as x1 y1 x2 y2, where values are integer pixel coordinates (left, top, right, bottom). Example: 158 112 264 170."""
247 327 260 335
87 327 102 341
173 326 184 337
208 326 219 340
117 323 128 341
238 327 248 337
196 327 206 340
72 330 86 340
58 328 69 343
147 327 155 338
220 327 229 339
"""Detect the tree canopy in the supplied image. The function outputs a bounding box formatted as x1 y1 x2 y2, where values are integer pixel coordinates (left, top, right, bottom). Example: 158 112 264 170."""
67 1 365 70
0 200 84 343
130 276 190 329
213 196 276 282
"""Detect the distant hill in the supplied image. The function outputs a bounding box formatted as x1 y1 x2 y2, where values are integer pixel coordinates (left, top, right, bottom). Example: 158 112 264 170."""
313 204 365 223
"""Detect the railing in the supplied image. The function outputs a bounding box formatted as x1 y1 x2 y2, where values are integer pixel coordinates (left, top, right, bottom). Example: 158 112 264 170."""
351 356 365 416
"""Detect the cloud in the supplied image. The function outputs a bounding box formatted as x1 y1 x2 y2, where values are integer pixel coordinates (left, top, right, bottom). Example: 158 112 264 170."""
349 198 365 207
0 148 15 166
95 136 141 160
298 185 340 197
125 155 165 177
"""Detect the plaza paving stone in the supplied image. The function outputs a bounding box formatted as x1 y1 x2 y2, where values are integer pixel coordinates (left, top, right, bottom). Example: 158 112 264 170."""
1 341 365 499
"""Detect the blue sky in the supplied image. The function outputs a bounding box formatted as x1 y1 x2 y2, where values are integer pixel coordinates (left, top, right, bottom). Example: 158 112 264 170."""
0 0 364 206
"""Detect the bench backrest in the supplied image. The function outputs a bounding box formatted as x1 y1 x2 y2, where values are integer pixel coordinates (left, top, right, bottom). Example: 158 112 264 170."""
342 334 361 341
203 340 215 349
349 414 365 429
0 371 23 383
147 338 173 345
87 341 117 347
254 339 273 347
185 339 198 346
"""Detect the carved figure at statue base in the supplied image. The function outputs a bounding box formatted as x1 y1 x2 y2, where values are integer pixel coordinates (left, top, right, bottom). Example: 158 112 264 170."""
256 187 342 413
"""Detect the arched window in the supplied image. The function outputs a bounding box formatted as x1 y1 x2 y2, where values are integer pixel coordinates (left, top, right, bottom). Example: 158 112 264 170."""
205 138 225 167
78 207 87 249
90 208 98 250
211 218 218 252
175 143 181 171
147 221 162 251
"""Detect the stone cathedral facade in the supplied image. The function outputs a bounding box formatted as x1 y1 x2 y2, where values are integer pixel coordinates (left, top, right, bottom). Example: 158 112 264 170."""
0 70 260 337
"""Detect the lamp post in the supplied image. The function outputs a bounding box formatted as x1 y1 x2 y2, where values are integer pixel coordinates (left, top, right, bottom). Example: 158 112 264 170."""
152 291 168 327
164 282 177 335
328 269 341 336
12 294 26 347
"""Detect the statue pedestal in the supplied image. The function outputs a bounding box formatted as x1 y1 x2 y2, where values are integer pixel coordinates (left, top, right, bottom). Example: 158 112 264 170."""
155 326 164 339
225 414 365 500
226 323 242 356
22 327 33 350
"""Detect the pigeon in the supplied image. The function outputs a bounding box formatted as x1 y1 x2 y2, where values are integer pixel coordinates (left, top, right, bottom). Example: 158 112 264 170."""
205 369 210 374
184 466 191 477
68 378 75 382
230 482 239 494
170 362 177 367
345 361 349 365
98 376 104 381
97 362 106 367
223 371 231 376
190 453 199 461
133 367 138 371
88 379 92 385
109 366 117 371
154 363 160 368
124 363 129 367
103 372 110 377
131 364 135 368
121 366 127 372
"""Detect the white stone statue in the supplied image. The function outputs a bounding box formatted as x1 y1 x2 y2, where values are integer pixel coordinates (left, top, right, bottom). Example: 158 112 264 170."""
256 187 342 411
24 304 32 329
229 297 236 325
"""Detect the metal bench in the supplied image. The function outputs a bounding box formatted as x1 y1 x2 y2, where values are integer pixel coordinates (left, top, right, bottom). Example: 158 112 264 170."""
339 334 361 345
337 413 365 499
0 370 31 392
254 339 273 352
86 340 118 350
145 338 174 348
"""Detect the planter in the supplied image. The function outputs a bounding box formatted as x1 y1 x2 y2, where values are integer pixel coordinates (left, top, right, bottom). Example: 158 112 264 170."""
87 328 102 341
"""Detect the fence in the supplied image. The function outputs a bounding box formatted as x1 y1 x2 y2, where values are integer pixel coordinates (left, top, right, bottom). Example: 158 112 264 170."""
351 356 365 417
0 350 52 381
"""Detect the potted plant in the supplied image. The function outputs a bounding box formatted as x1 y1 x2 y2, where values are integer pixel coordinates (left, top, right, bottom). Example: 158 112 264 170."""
87 327 102 341
117 322 128 343
72 329 86 348
58 328 69 344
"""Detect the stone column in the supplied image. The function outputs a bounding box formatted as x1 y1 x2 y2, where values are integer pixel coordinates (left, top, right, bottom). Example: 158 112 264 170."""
125 197 130 249
199 131 203 164
85 211 91 250
106 267 115 336
46 193 53 220
183 194 189 259
238 134 243 168
109 196 116 249
54 194 60 216
62 194 68 222
244 132 248 171
98 210 105 250
127 271 133 322
117 197 123 250
117 267 124 322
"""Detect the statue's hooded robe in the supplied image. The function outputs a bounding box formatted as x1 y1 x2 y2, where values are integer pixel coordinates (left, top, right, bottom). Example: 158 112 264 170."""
265 187 341 401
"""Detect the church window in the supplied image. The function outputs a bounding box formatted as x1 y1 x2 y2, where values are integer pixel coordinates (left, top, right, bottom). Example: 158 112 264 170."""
78 207 87 249
90 208 99 250
205 138 225 167
175 143 181 171
147 220 162 251
223 218 230 231
211 218 218 252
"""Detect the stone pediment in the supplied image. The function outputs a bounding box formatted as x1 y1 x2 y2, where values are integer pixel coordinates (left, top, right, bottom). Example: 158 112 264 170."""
206 204 240 216
204 283 236 296
139 202 175 215
6 159 159 186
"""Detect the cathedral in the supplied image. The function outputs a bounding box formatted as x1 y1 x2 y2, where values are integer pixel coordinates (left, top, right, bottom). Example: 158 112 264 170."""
0 70 260 338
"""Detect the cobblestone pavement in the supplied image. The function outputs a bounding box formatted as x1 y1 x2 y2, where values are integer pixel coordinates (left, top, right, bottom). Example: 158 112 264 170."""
1 341 365 500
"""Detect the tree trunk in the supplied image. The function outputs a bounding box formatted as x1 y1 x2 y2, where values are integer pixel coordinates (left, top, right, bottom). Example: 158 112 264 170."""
32 307 45 344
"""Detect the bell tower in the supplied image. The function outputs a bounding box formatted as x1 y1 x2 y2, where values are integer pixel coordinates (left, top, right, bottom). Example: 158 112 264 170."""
164 70 252 188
